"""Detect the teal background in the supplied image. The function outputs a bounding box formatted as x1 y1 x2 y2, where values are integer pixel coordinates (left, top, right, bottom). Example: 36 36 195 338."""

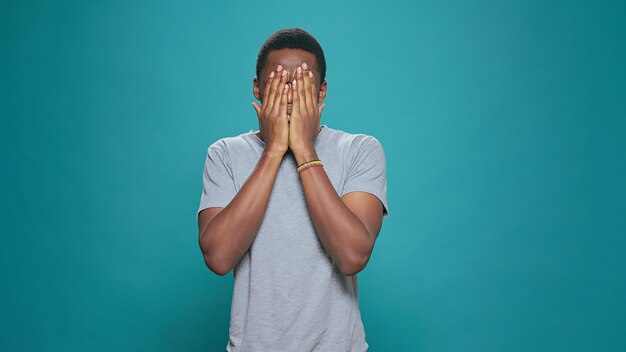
2 0 625 351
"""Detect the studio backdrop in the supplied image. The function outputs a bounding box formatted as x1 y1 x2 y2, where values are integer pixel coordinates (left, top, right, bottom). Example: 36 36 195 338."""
1 0 624 351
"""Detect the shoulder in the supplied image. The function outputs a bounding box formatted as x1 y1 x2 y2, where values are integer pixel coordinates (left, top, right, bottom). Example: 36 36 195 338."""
324 126 384 155
204 131 252 156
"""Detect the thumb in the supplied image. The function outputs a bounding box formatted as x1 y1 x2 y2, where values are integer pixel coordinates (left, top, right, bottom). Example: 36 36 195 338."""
318 103 326 117
251 102 261 119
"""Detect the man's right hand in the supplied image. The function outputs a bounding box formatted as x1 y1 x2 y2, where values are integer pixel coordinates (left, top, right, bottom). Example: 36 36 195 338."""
251 64 290 156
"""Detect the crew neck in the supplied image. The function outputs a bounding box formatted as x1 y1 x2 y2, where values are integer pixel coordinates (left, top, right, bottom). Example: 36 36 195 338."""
246 124 329 151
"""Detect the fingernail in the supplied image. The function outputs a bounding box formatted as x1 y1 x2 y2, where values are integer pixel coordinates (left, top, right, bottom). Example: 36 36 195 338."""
297 66 301 74
282 69 286 76
302 62 308 70
309 71 313 78
270 71 274 78
284 83 288 90
277 65 282 71
293 79 297 86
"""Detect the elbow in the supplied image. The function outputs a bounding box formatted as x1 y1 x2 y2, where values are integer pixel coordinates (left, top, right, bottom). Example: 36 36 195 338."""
338 230 374 276
338 251 371 277
203 252 232 276
199 230 231 276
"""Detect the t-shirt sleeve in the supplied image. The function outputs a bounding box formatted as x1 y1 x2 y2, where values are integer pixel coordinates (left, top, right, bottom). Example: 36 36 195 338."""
196 140 238 221
340 136 389 220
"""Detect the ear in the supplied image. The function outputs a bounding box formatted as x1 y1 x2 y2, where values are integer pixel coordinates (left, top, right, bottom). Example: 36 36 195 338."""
317 79 328 103
253 77 261 101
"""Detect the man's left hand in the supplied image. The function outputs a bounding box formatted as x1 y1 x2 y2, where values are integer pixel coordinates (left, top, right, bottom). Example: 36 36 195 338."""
288 62 326 156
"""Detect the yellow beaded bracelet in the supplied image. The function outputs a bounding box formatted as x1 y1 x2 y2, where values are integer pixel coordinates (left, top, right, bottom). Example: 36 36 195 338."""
298 163 323 174
297 159 323 174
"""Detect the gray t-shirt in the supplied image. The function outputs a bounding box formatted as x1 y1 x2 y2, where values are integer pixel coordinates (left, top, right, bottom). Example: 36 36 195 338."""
197 124 389 352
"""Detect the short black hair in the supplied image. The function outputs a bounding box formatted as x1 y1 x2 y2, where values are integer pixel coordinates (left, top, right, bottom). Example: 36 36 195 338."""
256 27 326 85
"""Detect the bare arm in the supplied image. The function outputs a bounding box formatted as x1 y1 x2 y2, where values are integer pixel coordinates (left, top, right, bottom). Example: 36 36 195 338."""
288 62 385 276
294 149 384 277
198 150 283 276
197 63 291 276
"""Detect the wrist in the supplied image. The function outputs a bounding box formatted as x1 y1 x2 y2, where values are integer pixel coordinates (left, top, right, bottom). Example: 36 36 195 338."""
262 148 286 160
293 147 318 166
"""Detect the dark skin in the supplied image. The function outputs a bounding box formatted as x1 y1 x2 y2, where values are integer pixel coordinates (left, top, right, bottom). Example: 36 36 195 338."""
197 48 384 276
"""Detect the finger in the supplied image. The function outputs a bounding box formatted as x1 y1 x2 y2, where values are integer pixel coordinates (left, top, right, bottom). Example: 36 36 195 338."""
292 77 300 119
308 70 318 109
266 65 283 113
302 63 312 111
271 66 288 116
296 65 307 112
279 78 289 118
318 103 325 119
261 69 276 112
287 68 294 105
287 78 293 109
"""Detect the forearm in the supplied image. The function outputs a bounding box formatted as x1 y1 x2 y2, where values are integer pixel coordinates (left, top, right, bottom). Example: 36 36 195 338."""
200 150 283 273
294 149 372 276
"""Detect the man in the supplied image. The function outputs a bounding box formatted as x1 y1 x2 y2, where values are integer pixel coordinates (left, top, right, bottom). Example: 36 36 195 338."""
196 27 389 352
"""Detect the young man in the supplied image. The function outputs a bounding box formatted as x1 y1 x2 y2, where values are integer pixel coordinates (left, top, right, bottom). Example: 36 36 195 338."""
196 28 389 352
